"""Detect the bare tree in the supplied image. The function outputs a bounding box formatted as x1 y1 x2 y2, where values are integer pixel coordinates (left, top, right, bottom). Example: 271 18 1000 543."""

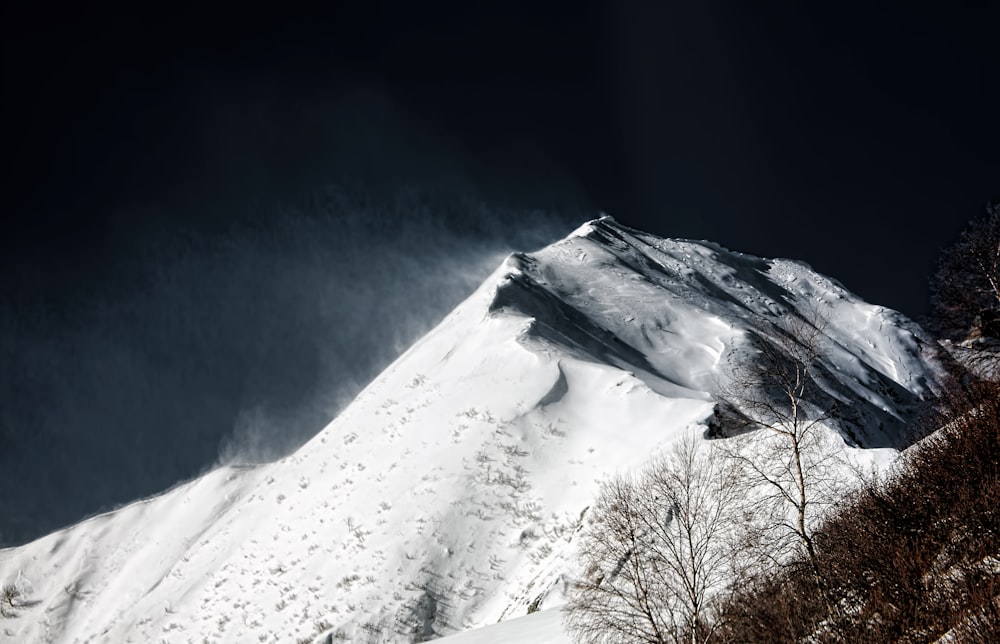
715 378 1000 642
0 584 21 619
564 434 741 644
929 202 1000 375
714 313 849 610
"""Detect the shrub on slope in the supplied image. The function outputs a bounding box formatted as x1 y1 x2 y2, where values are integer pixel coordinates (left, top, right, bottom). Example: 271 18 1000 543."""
714 378 1000 642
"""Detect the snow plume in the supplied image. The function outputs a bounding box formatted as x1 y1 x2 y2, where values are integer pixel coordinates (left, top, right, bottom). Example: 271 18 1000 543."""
0 218 943 643
0 184 578 547
211 187 575 464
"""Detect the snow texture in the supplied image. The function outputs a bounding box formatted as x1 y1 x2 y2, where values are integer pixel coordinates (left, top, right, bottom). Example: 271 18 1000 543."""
0 217 944 643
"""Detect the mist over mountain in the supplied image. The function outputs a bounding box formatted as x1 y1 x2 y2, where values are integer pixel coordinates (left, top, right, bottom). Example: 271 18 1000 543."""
0 218 944 643
0 179 581 548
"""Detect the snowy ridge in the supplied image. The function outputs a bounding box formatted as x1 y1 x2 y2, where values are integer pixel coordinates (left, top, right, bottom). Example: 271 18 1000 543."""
1 218 943 643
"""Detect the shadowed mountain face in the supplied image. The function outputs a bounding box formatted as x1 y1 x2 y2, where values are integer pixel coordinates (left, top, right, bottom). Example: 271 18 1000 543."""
490 219 942 448
0 218 944 643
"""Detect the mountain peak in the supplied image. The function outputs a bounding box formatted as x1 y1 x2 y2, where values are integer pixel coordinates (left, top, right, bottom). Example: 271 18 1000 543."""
564 213 617 238
0 221 945 643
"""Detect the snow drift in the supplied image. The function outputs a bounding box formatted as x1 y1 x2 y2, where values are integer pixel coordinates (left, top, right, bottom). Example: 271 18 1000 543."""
0 217 944 643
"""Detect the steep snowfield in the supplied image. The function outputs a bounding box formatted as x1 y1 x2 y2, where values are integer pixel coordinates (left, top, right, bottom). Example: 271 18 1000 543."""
436 608 569 644
0 217 944 643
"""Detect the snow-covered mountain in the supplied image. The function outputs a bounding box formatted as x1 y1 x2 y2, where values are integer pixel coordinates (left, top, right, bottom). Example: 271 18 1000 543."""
0 217 944 643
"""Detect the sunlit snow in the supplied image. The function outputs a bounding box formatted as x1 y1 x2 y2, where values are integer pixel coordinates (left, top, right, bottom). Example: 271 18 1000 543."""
0 217 944 643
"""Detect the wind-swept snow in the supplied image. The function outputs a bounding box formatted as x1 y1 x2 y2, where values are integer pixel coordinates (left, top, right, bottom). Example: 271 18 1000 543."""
0 217 944 643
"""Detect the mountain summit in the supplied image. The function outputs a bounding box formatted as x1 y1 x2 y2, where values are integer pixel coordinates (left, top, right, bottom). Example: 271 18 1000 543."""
0 218 944 643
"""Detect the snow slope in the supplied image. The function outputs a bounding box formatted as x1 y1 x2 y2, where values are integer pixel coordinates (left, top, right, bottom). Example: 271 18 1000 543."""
0 217 944 643
436 608 569 644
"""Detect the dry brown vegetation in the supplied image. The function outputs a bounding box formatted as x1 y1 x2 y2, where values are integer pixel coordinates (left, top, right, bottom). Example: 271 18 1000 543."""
929 202 1000 379
565 322 1000 643
567 204 1000 642
707 202 1000 642
713 378 1000 643
929 202 1000 344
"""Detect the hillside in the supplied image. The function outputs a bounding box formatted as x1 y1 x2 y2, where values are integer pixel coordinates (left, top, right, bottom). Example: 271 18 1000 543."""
0 217 944 643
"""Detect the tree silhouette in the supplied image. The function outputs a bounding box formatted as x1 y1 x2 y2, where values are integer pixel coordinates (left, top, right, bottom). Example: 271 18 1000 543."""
714 313 850 619
930 202 1000 343
565 434 741 644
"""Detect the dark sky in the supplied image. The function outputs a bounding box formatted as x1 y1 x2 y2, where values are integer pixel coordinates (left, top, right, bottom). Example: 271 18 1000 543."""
1 1 997 545
4 2 998 313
